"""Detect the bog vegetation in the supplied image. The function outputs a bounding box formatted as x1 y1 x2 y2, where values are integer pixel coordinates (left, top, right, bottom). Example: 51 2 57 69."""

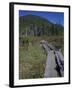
19 15 64 79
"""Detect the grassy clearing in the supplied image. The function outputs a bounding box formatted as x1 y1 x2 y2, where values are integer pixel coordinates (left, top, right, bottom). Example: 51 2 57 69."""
19 36 64 79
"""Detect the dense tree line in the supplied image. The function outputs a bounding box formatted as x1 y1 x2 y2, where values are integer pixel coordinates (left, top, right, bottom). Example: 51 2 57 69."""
20 23 64 36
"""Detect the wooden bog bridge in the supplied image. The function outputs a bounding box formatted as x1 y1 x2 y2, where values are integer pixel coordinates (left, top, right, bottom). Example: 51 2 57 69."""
40 40 64 78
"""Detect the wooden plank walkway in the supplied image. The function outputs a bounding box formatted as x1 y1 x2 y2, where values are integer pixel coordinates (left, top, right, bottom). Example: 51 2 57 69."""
40 40 64 78
44 51 58 78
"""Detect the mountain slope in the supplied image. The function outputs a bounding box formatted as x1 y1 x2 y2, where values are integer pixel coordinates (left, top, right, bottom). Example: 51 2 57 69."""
19 15 64 36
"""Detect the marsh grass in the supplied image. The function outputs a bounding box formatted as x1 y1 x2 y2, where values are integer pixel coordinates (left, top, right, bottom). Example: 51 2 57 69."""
19 42 47 79
19 36 64 79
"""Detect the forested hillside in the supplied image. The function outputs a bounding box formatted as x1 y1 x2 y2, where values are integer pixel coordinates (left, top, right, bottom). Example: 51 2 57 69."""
19 15 64 37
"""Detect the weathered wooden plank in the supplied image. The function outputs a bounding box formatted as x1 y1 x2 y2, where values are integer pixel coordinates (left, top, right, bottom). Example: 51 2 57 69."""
55 51 64 77
44 51 58 78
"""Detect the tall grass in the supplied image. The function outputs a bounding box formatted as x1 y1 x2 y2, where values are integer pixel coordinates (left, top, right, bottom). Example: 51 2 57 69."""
19 35 64 79
19 43 47 79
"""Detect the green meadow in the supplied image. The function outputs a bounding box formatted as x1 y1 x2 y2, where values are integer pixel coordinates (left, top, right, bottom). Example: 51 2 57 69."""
19 36 64 79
